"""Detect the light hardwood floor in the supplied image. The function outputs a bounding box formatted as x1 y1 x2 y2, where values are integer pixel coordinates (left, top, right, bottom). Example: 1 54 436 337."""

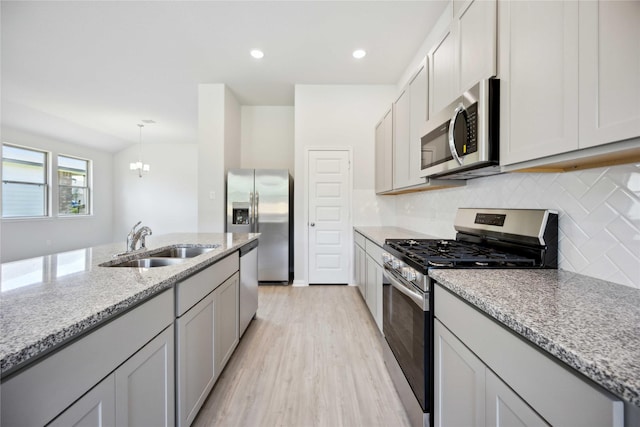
192 285 412 427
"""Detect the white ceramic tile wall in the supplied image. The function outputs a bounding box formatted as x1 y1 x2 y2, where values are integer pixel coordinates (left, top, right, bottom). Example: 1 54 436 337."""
393 163 640 289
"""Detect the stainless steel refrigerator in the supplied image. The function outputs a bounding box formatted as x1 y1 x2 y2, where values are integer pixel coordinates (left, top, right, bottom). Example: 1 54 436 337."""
226 169 293 282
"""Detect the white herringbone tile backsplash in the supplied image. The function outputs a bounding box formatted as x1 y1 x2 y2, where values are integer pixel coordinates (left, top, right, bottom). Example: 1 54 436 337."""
394 163 640 289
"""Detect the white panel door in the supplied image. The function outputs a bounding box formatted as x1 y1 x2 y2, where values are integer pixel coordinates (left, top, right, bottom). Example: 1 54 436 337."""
308 150 350 284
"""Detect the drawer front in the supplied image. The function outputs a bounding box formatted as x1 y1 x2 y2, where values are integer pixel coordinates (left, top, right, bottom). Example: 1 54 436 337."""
365 239 385 266
354 231 366 248
176 252 239 317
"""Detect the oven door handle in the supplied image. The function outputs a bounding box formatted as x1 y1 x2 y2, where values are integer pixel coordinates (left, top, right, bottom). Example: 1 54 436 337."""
383 267 429 311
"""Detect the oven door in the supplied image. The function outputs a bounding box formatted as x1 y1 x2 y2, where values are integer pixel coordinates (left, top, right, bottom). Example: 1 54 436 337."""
382 267 430 413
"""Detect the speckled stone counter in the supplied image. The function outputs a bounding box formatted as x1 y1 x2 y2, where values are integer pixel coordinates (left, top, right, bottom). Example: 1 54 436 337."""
354 226 436 247
429 268 640 407
0 232 259 377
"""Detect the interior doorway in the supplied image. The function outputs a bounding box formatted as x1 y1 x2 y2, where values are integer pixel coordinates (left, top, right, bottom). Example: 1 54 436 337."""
307 149 351 284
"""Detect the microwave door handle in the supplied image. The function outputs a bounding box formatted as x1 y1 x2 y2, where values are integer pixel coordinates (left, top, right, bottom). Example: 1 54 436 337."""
448 103 465 166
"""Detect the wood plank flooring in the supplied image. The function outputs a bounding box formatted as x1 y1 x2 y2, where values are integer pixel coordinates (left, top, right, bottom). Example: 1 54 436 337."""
192 285 412 427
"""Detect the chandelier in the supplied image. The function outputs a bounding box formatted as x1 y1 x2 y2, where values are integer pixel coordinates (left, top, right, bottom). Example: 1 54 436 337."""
130 123 150 178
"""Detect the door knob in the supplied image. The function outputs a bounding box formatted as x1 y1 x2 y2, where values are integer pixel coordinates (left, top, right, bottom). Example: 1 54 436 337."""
310 222 315 227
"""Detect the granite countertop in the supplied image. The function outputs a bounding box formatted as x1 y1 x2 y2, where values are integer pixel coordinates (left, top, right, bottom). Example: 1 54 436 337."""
0 232 259 377
354 226 437 247
430 269 640 408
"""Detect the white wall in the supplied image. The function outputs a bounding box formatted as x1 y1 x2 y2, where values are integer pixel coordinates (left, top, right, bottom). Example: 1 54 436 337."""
197 84 241 233
198 84 224 232
112 143 198 244
224 85 242 173
1 127 114 262
293 84 397 285
241 106 294 173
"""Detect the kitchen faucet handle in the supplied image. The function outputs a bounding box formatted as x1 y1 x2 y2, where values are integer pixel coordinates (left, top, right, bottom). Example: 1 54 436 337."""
130 221 142 233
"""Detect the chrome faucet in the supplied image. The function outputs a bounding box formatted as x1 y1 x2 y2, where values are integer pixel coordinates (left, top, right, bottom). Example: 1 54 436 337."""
126 221 153 252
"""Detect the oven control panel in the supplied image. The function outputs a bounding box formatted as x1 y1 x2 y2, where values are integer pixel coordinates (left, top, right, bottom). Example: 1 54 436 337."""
382 252 426 291
474 213 506 227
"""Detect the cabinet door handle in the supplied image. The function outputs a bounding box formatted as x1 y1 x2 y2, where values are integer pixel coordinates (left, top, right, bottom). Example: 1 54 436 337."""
310 222 315 227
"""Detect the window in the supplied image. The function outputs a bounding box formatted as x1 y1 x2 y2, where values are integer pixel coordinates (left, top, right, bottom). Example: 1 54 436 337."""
2 144 48 218
58 155 90 215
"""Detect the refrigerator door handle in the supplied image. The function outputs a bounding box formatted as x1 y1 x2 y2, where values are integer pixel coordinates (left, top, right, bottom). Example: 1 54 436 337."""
249 192 254 230
255 192 260 232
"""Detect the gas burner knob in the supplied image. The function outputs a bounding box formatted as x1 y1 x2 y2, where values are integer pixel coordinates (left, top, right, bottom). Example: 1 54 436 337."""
403 267 417 281
392 259 404 269
382 253 392 264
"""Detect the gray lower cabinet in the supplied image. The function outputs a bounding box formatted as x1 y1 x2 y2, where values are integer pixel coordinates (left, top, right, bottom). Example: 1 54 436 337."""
434 284 623 427
354 238 366 297
1 289 174 427
177 292 216 427
175 254 240 427
353 231 384 332
434 319 486 427
50 325 175 427
434 319 547 427
485 369 547 427
115 325 175 426
214 272 240 375
48 374 116 427
365 253 382 331
2 248 248 427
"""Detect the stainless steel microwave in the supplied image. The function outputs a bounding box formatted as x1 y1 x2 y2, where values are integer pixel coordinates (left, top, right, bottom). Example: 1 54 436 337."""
419 78 500 180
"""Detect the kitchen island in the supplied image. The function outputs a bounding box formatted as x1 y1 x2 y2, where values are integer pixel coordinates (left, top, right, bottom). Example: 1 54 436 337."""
430 268 640 426
0 232 258 426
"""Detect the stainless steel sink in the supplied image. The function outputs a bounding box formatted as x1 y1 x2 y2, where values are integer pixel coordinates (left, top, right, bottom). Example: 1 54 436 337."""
150 245 219 258
108 257 188 268
102 244 220 267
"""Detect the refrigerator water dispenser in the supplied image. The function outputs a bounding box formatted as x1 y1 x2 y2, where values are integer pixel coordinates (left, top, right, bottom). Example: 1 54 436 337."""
232 203 250 224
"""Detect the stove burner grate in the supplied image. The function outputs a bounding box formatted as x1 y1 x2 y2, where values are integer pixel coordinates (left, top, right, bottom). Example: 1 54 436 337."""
387 239 538 269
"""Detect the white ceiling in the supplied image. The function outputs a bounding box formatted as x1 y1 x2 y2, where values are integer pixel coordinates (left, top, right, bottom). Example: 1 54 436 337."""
1 1 448 152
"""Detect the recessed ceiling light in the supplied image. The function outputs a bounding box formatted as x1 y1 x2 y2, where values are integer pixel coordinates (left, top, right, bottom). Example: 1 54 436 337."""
352 49 366 59
250 49 264 59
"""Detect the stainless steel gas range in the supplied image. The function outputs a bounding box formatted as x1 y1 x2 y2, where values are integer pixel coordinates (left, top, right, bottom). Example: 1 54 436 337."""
381 208 558 427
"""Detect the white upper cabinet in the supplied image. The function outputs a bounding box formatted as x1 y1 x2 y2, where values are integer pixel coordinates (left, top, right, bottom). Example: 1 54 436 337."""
428 25 457 116
392 59 429 191
500 0 640 168
409 62 428 187
579 0 640 149
375 108 394 194
429 0 497 118
455 0 497 93
499 0 579 166
393 88 411 189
